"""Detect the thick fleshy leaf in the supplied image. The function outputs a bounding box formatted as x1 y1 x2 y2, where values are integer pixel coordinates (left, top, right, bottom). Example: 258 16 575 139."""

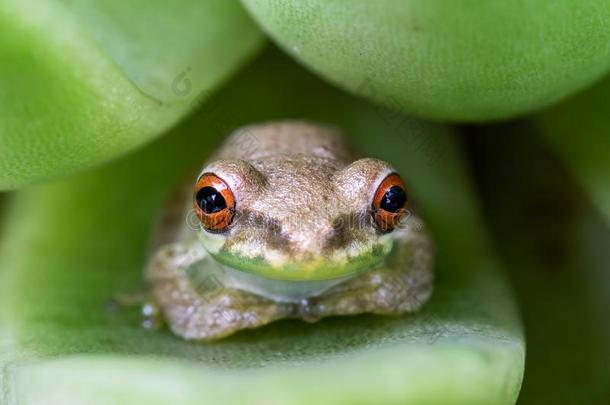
241 0 610 122
0 0 264 190
0 50 523 404
533 75 610 226
471 128 610 404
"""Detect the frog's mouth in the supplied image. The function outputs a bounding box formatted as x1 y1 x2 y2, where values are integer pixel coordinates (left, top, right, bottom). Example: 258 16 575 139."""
197 223 395 281
207 239 393 282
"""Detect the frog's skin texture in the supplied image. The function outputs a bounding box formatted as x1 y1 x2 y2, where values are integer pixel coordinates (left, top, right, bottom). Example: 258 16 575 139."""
146 121 434 340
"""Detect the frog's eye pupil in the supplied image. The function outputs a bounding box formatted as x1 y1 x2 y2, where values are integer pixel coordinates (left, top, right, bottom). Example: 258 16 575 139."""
197 186 227 214
380 186 407 213
372 173 409 232
193 173 236 232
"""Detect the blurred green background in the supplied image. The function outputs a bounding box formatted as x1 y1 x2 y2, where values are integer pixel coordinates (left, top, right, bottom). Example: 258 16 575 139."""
0 1 609 404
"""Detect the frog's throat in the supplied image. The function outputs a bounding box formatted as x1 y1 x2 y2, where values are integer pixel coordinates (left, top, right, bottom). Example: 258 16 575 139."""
218 264 356 302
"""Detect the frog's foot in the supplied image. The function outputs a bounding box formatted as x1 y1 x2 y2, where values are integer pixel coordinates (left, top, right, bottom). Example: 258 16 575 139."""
147 243 293 341
163 289 294 341
299 228 434 322
299 264 433 323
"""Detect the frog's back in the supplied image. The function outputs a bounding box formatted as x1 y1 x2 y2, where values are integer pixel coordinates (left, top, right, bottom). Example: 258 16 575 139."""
213 121 357 163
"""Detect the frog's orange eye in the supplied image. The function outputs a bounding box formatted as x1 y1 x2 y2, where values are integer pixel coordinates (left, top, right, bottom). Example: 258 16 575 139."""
193 173 235 232
372 173 408 232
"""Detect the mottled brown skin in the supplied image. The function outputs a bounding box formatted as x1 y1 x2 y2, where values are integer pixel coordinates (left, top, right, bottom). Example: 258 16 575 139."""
146 121 434 341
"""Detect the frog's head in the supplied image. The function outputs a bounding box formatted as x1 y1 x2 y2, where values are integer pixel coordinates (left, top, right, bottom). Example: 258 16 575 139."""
192 156 412 281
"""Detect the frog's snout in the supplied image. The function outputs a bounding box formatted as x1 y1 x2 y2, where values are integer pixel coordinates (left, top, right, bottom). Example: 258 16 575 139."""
261 211 375 261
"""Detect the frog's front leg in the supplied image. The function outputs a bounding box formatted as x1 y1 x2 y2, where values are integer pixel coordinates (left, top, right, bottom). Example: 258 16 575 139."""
146 241 293 341
301 220 434 321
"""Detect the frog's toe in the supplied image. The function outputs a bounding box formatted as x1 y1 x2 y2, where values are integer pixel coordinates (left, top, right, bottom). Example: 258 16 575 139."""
302 264 433 320
165 290 293 341
147 244 293 341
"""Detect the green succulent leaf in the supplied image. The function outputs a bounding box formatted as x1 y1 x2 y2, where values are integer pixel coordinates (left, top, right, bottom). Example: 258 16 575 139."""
241 0 610 122
0 0 264 190
533 75 610 226
0 50 523 404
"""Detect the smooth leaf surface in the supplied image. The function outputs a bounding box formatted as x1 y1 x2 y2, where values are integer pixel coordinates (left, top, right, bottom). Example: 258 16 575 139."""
241 0 610 122
0 50 524 404
0 0 264 190
533 75 610 226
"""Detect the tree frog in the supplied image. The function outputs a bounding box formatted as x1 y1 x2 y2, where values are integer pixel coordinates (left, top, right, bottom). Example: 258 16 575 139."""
146 121 434 340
